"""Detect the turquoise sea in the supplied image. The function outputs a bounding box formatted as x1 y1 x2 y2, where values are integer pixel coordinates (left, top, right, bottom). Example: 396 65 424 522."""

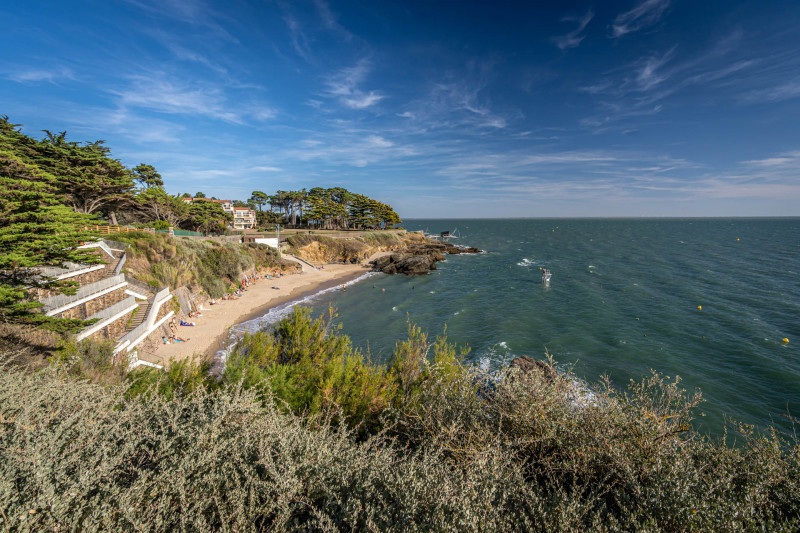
298 218 799 436
226 218 799 436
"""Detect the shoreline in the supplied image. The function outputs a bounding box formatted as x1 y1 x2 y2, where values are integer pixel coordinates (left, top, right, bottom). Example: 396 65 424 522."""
206 268 372 358
138 258 379 366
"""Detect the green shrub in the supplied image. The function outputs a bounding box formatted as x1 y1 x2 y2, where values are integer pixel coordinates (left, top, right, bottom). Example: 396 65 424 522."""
224 307 398 434
3 307 800 531
125 356 218 401
52 337 125 385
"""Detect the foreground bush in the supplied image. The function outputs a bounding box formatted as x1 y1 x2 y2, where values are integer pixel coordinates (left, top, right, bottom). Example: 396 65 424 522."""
1 365 564 532
3 307 800 531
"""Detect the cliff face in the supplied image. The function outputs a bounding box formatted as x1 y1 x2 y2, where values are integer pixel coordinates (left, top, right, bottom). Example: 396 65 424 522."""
288 231 429 264
289 232 482 274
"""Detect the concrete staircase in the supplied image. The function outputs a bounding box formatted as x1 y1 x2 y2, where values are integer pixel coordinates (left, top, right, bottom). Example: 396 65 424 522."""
124 299 152 334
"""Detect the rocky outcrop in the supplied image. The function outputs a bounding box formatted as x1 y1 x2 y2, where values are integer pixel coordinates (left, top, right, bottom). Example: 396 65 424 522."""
370 242 482 275
371 253 436 275
508 356 557 383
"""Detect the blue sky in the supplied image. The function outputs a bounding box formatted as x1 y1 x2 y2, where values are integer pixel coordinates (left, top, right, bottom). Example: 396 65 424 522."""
2 0 800 217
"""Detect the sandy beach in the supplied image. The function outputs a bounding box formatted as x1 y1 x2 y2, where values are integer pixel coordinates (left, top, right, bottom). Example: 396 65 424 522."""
138 256 379 365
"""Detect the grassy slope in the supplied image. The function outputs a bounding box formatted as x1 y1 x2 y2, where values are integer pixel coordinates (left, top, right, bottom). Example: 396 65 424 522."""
114 232 296 298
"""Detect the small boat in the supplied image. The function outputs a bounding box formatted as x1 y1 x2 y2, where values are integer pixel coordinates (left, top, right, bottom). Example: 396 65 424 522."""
424 228 461 241
542 268 552 284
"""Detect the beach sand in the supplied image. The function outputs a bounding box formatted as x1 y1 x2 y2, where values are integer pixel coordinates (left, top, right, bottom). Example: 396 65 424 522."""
137 255 382 366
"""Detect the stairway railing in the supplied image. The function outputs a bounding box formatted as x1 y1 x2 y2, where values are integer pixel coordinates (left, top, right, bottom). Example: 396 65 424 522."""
41 274 127 316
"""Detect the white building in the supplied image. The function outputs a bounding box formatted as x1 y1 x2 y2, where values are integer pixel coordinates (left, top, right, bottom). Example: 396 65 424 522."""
232 206 256 230
182 198 255 229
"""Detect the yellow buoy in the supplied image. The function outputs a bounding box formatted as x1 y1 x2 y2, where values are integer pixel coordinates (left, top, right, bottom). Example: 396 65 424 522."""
783 338 790 343
697 305 702 310
737 238 740 241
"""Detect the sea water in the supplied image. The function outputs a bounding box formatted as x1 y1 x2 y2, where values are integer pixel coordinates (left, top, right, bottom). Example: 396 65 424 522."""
300 218 800 436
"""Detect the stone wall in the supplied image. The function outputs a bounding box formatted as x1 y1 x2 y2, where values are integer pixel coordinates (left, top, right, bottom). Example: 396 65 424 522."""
86 311 133 343
56 287 128 320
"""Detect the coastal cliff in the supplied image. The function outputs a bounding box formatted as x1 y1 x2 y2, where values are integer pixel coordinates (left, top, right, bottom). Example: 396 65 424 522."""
286 230 426 264
288 231 482 275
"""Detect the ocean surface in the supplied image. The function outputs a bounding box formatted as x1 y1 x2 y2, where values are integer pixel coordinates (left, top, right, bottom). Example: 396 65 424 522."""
242 219 800 436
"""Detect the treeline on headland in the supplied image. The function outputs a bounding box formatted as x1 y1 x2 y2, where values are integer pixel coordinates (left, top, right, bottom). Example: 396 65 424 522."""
3 307 800 531
0 115 401 234
248 187 401 230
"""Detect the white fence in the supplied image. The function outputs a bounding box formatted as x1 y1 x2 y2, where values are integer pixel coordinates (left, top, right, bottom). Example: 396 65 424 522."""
41 274 127 316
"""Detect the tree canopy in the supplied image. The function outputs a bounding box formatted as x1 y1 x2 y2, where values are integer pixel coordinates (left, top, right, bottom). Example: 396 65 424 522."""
265 187 400 230
0 117 101 331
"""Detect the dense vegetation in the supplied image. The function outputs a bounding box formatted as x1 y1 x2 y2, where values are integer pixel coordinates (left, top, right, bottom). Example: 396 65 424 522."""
0 119 101 331
1 116 402 234
111 231 292 298
250 187 402 230
3 307 799 531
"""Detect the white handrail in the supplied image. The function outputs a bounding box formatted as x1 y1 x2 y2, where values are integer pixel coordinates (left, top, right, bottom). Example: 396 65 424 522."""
41 274 127 315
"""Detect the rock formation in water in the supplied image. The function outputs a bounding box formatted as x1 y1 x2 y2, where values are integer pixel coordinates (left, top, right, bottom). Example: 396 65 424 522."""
370 242 481 275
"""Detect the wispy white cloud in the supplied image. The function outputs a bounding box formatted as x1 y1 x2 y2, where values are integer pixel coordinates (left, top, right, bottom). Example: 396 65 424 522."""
124 0 237 42
108 72 275 124
113 74 243 123
576 32 785 130
284 131 413 168
742 150 800 167
740 79 800 104
408 67 513 131
313 0 353 40
324 60 385 109
553 10 594 50
612 0 670 38
284 12 313 61
5 66 75 83
635 47 675 90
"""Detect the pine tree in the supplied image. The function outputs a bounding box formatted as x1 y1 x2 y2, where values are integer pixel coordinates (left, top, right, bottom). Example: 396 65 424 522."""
0 118 100 331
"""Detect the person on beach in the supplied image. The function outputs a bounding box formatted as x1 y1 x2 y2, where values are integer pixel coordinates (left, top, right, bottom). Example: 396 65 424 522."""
180 320 195 327
169 334 188 343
